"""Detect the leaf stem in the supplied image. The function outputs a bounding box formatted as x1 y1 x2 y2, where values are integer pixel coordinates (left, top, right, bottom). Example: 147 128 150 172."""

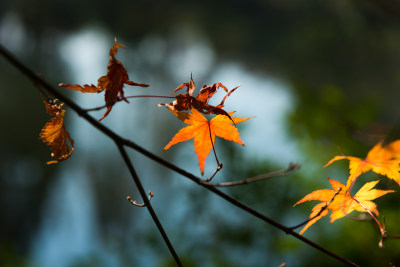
205 121 223 182
351 196 384 235
84 95 176 112
208 122 220 166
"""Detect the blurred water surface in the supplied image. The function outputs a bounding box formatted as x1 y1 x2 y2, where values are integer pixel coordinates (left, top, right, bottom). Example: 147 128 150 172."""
2 1 400 266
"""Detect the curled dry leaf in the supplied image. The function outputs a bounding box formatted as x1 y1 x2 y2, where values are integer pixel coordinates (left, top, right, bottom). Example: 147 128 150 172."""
163 108 251 174
40 100 74 164
294 178 394 235
158 74 240 122
59 38 149 121
325 140 400 190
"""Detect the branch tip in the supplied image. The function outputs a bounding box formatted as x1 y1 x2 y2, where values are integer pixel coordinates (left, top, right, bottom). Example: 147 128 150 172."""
127 190 154 207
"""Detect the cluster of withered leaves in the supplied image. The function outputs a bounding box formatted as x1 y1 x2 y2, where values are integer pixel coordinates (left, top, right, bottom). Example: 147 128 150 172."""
41 38 149 164
41 39 251 174
59 38 148 121
295 140 400 235
159 75 251 175
158 74 240 122
40 99 74 164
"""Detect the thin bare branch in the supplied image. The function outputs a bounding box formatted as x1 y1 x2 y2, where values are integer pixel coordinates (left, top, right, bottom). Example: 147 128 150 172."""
381 217 400 242
380 233 400 249
127 190 154 207
204 163 300 187
0 43 359 267
116 143 182 266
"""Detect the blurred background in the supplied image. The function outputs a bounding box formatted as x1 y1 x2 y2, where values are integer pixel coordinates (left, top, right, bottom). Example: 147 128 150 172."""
1 0 400 266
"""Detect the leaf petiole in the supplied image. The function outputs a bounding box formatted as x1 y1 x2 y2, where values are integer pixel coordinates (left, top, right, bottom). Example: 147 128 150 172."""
84 95 176 112
205 121 223 182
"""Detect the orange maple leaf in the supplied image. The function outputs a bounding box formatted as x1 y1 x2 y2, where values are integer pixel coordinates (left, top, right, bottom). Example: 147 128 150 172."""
158 74 240 121
294 178 394 234
163 108 251 174
325 140 400 190
59 38 149 121
40 100 74 164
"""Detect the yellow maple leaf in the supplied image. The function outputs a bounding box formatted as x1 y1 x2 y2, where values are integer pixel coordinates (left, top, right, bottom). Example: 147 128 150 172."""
294 178 394 234
40 100 74 164
164 109 251 174
325 140 400 190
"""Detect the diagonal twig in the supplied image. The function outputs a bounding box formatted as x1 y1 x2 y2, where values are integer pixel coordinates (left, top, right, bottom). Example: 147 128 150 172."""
116 143 182 266
0 43 359 267
203 163 300 187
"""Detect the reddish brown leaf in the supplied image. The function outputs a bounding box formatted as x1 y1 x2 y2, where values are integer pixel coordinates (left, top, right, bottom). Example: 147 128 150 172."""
195 81 228 104
40 100 74 164
158 74 240 121
58 83 102 93
59 38 149 121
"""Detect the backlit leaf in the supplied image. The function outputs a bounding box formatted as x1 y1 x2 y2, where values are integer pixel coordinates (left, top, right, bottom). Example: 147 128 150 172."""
325 140 400 190
164 109 251 174
40 100 74 164
59 38 148 121
294 178 394 234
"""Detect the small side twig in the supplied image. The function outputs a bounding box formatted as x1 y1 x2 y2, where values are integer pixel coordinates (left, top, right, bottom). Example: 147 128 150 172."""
290 187 341 231
127 190 154 207
204 163 300 187
379 216 400 248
